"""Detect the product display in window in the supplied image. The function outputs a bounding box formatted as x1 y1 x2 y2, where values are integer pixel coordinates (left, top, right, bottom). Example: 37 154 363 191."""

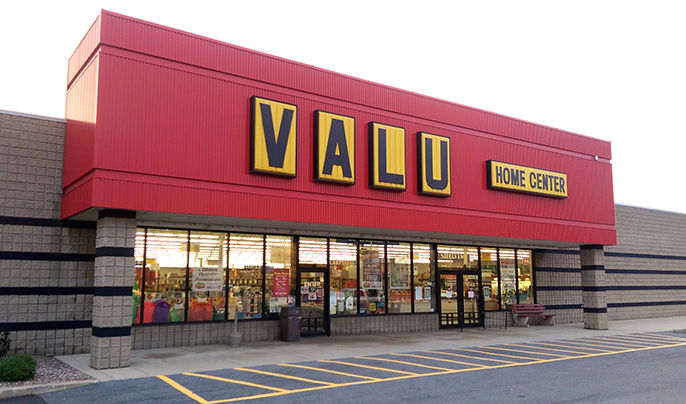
360 241 385 314
329 239 358 315
131 228 537 328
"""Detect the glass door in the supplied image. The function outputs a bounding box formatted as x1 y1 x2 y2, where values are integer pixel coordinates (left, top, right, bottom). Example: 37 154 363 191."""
461 273 481 326
439 273 459 327
438 271 483 328
297 267 328 336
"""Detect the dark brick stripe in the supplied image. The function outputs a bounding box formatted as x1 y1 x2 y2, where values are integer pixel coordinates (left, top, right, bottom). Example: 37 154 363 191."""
606 269 686 275
605 252 686 261
95 247 134 257
583 307 607 313
582 286 607 292
93 286 132 296
608 301 686 308
535 267 581 273
1 320 91 331
537 285 686 292
92 326 131 338
581 265 605 271
609 285 686 291
0 251 95 261
98 210 136 219
580 244 604 251
544 304 582 310
0 215 95 229
0 287 93 295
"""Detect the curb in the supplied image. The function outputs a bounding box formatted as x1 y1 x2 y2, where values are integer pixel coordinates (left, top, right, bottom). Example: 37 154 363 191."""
0 379 97 399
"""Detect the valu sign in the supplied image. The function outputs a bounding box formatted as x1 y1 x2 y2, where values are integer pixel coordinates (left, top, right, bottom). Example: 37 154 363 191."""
486 160 568 198
250 96 451 197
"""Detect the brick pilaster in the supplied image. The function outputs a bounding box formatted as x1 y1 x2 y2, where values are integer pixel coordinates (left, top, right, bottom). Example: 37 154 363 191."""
90 210 136 369
580 244 608 330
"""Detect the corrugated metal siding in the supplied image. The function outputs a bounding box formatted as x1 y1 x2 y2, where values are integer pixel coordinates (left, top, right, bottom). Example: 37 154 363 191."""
67 14 101 88
88 176 615 245
61 10 616 245
97 10 611 159
63 53 99 187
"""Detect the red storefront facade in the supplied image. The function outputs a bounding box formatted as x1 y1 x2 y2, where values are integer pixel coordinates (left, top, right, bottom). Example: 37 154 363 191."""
63 11 615 247
59 11 616 368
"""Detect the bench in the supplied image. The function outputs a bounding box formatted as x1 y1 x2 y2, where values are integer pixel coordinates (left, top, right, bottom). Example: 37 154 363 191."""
510 304 555 327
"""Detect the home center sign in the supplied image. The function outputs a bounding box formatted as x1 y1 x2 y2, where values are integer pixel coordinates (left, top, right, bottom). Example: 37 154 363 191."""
486 160 568 198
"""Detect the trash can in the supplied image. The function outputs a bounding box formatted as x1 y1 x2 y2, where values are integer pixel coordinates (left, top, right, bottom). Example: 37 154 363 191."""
280 306 301 342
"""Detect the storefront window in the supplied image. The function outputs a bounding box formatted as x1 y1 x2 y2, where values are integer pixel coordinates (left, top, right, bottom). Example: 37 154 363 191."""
228 233 264 319
329 239 358 315
499 248 516 308
359 241 385 314
188 231 227 322
437 245 479 270
387 242 411 313
412 243 434 312
480 248 499 311
132 227 537 322
142 229 189 323
265 235 295 317
517 250 533 304
133 228 146 324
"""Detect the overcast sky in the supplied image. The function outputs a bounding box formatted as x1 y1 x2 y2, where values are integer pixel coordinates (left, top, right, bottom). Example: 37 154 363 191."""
2 1 685 214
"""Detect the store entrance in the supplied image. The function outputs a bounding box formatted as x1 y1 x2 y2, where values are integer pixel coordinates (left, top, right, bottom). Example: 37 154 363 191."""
296 266 329 336
438 271 482 329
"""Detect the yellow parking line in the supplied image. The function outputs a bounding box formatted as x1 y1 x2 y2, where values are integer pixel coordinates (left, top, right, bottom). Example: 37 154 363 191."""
592 336 662 346
627 333 684 343
390 353 485 368
572 338 648 349
278 363 380 381
479 346 569 358
357 356 453 372
527 341 611 353
546 340 615 352
641 332 686 342
183 372 289 392
558 339 631 350
158 375 209 404
517 342 590 355
235 367 335 386
318 359 418 375
206 340 686 403
424 350 515 364
604 335 665 345
205 369 460 403
457 347 538 361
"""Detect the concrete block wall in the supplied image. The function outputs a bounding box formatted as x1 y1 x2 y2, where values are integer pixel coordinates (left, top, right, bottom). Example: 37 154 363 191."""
535 205 686 325
533 249 583 324
605 205 686 320
484 310 511 328
1 111 95 356
131 321 280 349
330 313 439 335
90 212 137 369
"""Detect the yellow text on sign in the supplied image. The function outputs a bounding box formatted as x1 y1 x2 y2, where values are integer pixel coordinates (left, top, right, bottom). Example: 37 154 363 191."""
418 132 451 196
487 161 567 198
251 96 297 176
369 122 405 190
315 111 355 184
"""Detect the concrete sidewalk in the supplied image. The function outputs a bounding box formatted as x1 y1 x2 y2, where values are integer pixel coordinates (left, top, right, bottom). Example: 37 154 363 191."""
56 315 686 382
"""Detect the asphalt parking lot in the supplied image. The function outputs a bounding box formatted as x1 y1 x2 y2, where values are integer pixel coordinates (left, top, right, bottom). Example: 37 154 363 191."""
35 331 686 403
